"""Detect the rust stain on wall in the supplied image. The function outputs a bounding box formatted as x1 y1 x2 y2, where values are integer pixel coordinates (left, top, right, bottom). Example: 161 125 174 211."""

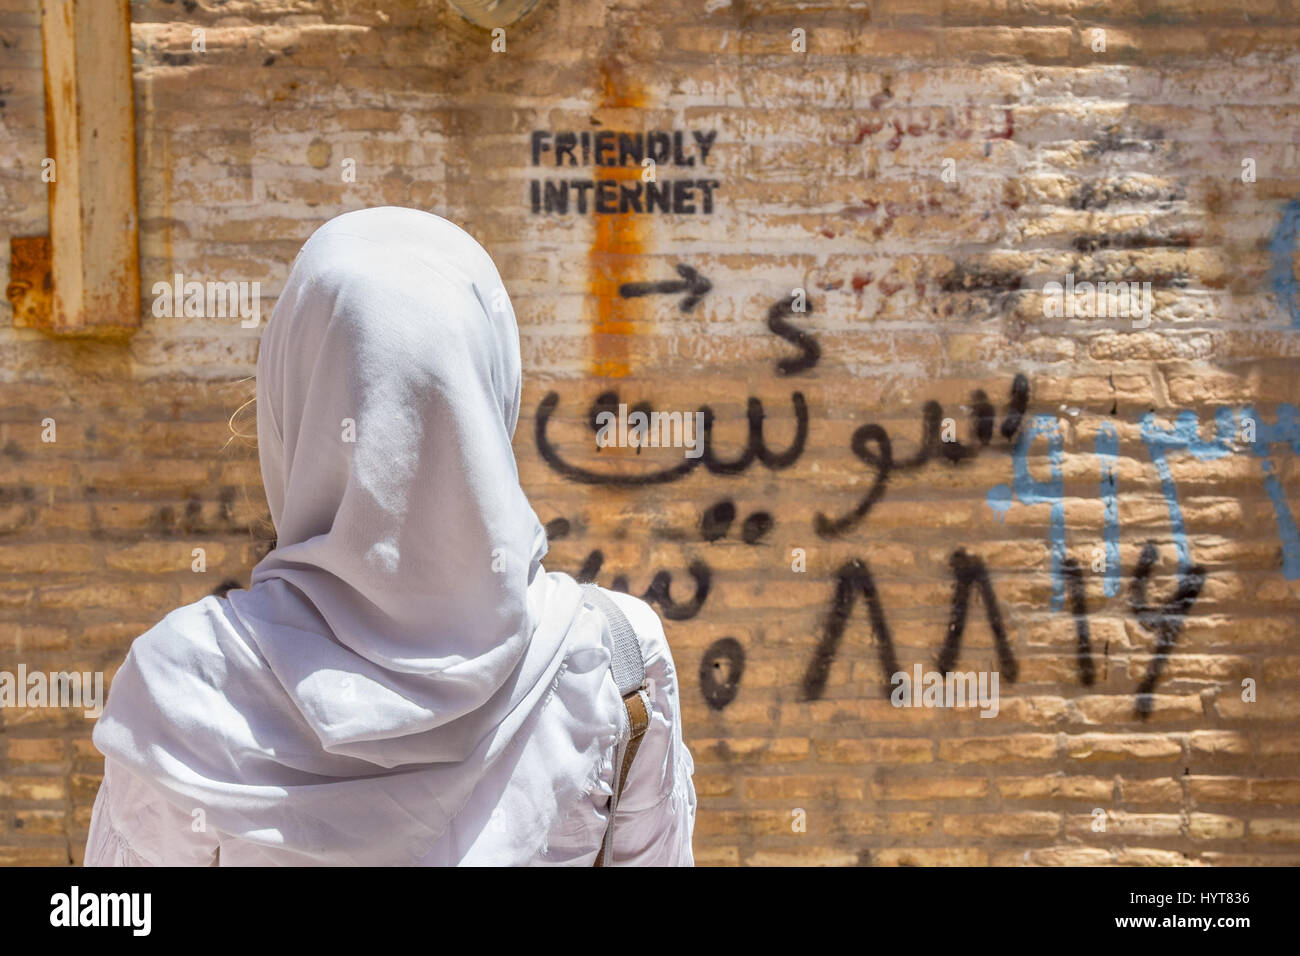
7 236 53 328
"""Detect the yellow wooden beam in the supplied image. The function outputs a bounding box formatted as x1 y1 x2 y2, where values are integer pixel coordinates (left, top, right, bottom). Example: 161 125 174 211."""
23 0 139 335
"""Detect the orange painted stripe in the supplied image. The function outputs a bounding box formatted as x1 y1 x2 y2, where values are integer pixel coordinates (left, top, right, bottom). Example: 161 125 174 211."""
587 60 645 379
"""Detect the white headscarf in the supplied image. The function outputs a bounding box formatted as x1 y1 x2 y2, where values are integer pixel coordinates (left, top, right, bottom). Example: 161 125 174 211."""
93 207 588 864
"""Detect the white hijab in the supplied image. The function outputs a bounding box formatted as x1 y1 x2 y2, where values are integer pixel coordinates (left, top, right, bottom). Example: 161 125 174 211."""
94 207 587 864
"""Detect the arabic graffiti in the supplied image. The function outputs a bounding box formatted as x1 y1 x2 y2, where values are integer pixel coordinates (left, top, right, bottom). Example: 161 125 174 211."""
700 637 745 710
1130 541 1205 718
815 374 1028 538
536 215 1300 716
545 516 711 621
800 549 1017 702
991 402 1300 618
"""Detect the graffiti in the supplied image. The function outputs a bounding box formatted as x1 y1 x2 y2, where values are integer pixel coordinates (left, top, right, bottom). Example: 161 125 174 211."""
801 508 1212 717
700 499 773 545
984 397 1300 711
998 415 1066 610
935 549 1017 679
533 294 817 489
1140 408 1237 577
1259 459 1300 580
1167 404 1300 579
534 198 1300 715
996 403 1300 608
1243 404 1300 577
618 264 711 312
541 368 1300 714
814 374 1028 538
1269 197 1300 328
741 511 774 545
801 548 1016 702
1001 374 1031 439
700 637 745 710
535 391 808 485
1097 423 1121 598
545 509 711 621
766 294 820 375
531 130 719 167
549 501 771 623
833 105 1014 150
534 293 816 625
801 560 892 702
1063 558 1096 686
627 562 711 620
529 129 721 215
1129 540 1206 718
700 500 735 542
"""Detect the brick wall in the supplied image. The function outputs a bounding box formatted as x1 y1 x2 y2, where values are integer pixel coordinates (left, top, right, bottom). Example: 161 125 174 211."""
2 0 1299 865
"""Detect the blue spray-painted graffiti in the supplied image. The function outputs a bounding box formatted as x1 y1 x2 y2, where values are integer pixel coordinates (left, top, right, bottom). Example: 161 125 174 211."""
1244 403 1300 578
996 415 1066 610
1139 407 1236 575
987 416 1120 608
1096 422 1120 598
989 403 1300 603
1269 197 1300 328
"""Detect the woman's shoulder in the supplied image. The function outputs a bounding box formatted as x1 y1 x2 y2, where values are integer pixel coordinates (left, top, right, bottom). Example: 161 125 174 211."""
598 589 665 641
154 591 236 633
96 595 246 742
125 592 244 665
585 586 673 677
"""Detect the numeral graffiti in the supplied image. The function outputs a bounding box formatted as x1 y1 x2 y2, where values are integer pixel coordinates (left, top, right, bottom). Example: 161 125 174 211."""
801 549 1016 702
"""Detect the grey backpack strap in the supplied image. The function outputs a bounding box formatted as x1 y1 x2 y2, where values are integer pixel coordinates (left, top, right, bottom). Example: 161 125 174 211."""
583 584 646 696
582 584 649 867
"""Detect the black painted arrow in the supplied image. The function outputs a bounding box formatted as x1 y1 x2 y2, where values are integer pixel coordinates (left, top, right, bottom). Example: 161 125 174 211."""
618 264 711 312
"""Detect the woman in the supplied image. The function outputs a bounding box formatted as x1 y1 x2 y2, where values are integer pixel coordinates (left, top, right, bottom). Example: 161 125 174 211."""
86 207 696 865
